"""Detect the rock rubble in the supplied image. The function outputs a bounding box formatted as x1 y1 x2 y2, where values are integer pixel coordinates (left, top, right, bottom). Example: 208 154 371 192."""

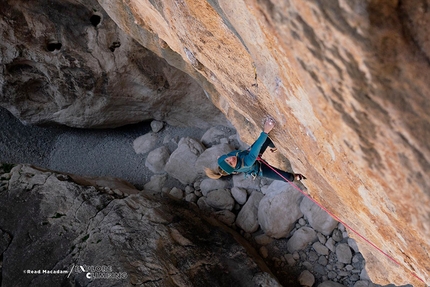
126 121 388 287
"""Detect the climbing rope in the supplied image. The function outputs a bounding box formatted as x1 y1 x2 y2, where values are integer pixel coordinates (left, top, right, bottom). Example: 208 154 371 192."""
256 157 427 285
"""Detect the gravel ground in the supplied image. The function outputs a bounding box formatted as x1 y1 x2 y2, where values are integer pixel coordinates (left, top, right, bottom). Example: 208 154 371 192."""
0 106 209 189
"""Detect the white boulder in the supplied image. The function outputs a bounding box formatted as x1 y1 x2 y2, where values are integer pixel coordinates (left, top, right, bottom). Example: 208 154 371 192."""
145 146 170 173
300 197 338 236
258 181 303 238
164 137 205 184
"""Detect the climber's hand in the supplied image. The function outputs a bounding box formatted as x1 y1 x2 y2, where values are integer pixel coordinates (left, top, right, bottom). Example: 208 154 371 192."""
263 117 276 133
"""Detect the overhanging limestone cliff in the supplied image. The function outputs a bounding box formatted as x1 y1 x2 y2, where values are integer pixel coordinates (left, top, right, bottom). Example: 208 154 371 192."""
97 0 430 285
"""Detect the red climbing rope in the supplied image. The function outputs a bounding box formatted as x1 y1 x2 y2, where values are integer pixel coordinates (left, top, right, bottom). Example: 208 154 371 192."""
257 156 427 285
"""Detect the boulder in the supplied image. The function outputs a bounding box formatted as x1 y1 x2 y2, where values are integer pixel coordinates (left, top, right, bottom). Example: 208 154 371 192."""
150 120 164 133
298 270 315 287
236 191 264 233
205 189 235 211
214 210 236 226
325 238 336 252
133 133 158 154
145 146 170 173
169 187 184 200
300 197 338 236
164 137 205 184
199 178 228 196
258 181 304 238
254 234 273 246
184 193 197 203
336 243 353 264
201 127 230 147
313 242 329 256
287 227 317 253
231 187 248 205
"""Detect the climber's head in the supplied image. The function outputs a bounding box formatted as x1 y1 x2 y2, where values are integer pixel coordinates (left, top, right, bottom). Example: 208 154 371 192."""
218 154 237 174
204 152 238 179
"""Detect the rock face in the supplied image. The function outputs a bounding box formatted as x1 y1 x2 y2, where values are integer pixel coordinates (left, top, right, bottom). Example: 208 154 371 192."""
0 165 279 287
0 0 228 129
92 1 430 285
1 0 430 285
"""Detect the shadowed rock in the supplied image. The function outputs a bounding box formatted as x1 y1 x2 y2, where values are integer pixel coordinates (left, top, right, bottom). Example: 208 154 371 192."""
0 165 280 286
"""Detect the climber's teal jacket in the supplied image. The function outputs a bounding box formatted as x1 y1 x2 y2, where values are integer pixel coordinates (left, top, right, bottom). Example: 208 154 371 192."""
218 132 268 176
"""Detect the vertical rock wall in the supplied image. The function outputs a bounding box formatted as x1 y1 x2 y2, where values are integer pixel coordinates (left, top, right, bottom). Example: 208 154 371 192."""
95 0 430 285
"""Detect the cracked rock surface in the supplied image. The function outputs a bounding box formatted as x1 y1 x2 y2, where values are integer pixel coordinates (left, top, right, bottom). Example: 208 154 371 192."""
0 0 227 129
0 164 279 287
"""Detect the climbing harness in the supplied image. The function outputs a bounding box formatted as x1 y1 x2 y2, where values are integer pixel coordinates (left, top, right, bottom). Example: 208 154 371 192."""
256 156 427 285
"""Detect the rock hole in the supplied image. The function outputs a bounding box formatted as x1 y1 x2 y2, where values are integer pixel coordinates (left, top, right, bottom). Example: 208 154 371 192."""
90 14 102 27
47 42 62 52
109 41 121 52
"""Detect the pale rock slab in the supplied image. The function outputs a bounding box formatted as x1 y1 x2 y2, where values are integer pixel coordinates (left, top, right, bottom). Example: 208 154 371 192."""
133 133 158 154
287 227 317 253
313 241 329 256
201 127 229 147
325 238 336 252
258 181 303 238
236 191 264 233
336 243 353 264
205 189 235 211
231 187 247 205
145 146 170 173
300 197 338 236
164 137 205 184
199 178 228 196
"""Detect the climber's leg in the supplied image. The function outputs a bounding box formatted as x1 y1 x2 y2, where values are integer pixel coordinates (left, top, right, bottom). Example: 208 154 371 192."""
260 164 295 182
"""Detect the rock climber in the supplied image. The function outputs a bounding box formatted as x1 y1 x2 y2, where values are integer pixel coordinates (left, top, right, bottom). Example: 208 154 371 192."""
205 117 306 182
